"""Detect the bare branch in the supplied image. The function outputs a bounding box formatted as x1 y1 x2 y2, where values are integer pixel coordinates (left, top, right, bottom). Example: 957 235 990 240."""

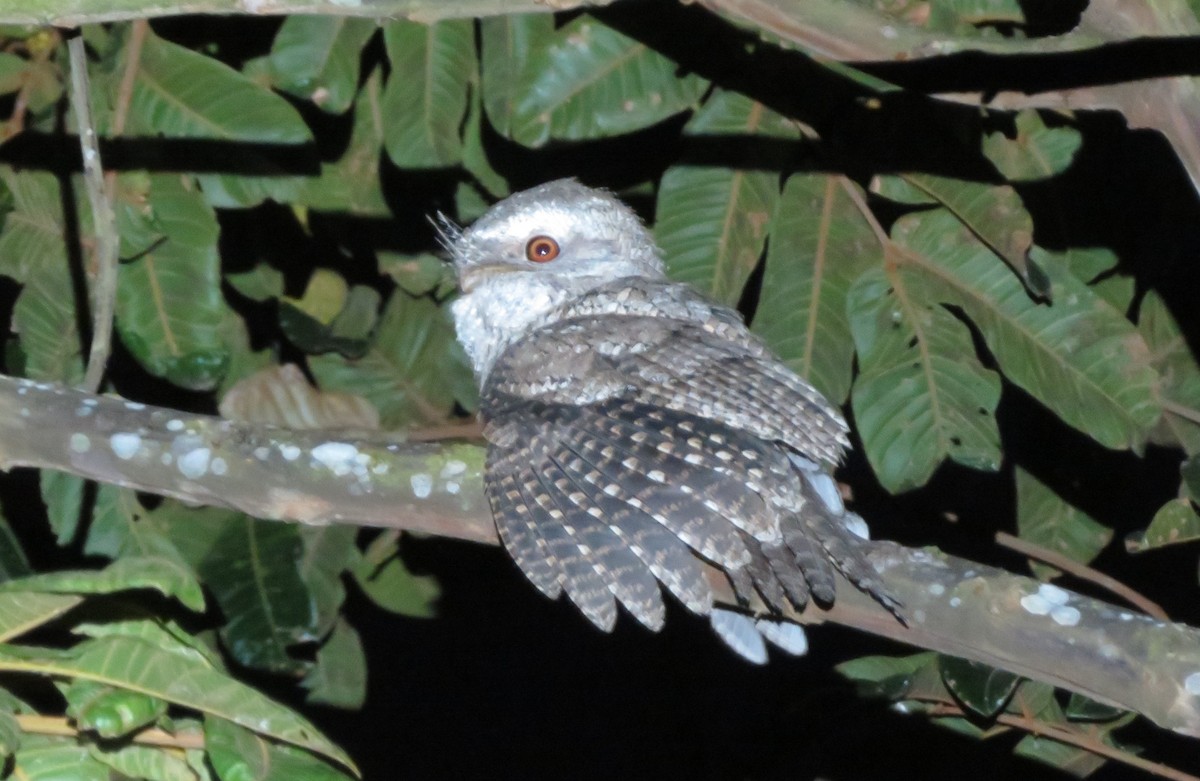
2 374 1199 737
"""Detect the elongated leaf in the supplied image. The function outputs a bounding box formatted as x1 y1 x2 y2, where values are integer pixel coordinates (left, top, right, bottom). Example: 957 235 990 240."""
849 265 1002 492
292 70 389 215
128 30 312 143
895 210 1162 450
510 15 707 147
0 508 31 581
1126 498 1200 552
39 469 85 544
753 174 879 403
0 592 82 643
303 618 366 709
939 655 1018 717
1015 468 1111 579
297 525 359 633
115 175 230 391
352 535 439 618
0 555 204 612
13 736 110 781
382 19 474 168
898 173 1044 296
983 110 1082 182
480 13 553 137
0 168 76 283
13 258 84 384
1140 291 1200 453
200 519 317 675
0 638 353 772
207 718 355 781
310 292 474 427
268 17 376 114
90 742 200 781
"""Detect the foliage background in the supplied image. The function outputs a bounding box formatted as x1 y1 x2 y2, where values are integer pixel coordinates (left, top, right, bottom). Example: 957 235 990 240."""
0 0 1196 779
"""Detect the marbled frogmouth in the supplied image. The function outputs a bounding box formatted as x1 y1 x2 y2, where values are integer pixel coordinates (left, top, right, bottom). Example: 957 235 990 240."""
443 179 898 662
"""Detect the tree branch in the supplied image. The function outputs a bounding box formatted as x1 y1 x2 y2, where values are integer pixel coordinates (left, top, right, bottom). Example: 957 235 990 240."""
1 374 1198 737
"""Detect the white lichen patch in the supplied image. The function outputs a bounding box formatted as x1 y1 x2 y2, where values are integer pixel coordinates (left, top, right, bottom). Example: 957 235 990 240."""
446 481 461 495
928 583 945 596
178 447 212 479
210 457 228 476
440 459 468 478
76 405 93 417
253 446 270 461
109 433 142 460
411 473 433 498
69 433 91 453
311 442 360 476
124 401 146 411
1050 605 1081 626
372 463 390 475
280 444 301 461
1185 671 1200 695
1038 583 1070 606
1020 593 1051 616
949 596 962 608
167 419 185 432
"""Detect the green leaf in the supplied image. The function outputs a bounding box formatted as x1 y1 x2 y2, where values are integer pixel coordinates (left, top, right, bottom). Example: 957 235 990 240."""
291 70 389 216
0 592 82 643
848 265 1002 492
480 13 553 137
13 255 84 384
382 19 474 168
65 678 168 738
0 704 18 757
351 535 440 618
379 252 455 297
199 519 317 675
836 652 939 700
0 638 354 772
938 655 1018 717
39 469 85 545
1064 693 1128 721
268 17 376 114
1125 498 1200 552
1013 734 1109 778
510 15 707 147
983 110 1082 182
115 175 230 391
894 210 1162 451
13 736 110 781
1015 468 1111 579
227 264 284 303
310 291 473 427
656 92 793 304
90 741 201 781
303 618 366 709
297 525 359 633
0 556 205 612
127 29 313 143
752 174 880 404
207 718 355 781
897 173 1044 297
0 168 76 283
0 51 30 95
0 508 31 581
1140 291 1200 453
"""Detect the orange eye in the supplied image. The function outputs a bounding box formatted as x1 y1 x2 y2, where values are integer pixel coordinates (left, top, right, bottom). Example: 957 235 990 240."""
525 236 560 263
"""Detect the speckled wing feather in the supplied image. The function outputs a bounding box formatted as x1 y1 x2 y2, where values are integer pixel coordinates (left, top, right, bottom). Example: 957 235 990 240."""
481 280 900 634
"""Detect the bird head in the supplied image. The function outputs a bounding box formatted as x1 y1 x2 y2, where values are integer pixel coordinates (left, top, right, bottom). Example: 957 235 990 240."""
438 179 666 294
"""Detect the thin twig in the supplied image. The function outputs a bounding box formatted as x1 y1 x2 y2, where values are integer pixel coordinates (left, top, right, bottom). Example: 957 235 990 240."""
1162 398 1200 427
67 34 117 393
924 701 1198 781
995 531 1168 620
15 714 206 749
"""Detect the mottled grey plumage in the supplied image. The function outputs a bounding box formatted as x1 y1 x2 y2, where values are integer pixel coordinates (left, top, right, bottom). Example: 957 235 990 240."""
446 179 898 662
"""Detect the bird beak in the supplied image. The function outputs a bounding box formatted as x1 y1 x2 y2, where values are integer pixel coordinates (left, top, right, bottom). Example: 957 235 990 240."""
458 264 522 293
